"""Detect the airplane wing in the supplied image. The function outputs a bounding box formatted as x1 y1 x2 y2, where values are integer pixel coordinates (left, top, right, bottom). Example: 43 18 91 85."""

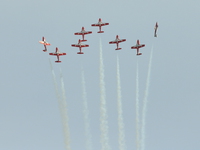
131 44 145 49
81 45 89 47
118 39 126 43
74 32 83 35
84 31 92 34
109 41 117 44
71 44 89 47
39 41 44 44
101 23 109 26
71 44 80 47
49 53 57 55
45 43 50 45
49 53 66 56
138 44 145 48
75 31 92 35
91 23 99 26
58 53 66 56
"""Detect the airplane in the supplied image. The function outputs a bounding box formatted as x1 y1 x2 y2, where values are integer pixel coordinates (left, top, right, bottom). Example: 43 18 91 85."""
131 40 145 55
71 39 89 54
74 27 92 42
49 47 66 63
154 22 158 37
91 18 109 33
109 35 126 50
39 37 51 52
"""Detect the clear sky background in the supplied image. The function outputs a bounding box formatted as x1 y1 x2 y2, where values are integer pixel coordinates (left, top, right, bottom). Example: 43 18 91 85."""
0 0 200 150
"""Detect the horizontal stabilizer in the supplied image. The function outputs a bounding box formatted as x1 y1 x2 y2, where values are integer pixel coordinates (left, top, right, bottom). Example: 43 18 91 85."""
98 31 104 33
115 48 122 50
77 52 84 54
55 61 62 63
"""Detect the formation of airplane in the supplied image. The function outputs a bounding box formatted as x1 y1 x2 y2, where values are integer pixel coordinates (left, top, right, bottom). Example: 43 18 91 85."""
49 47 66 63
39 37 51 52
71 39 89 54
91 18 109 33
40 19 158 62
74 27 92 42
109 35 126 50
154 22 158 37
131 40 145 55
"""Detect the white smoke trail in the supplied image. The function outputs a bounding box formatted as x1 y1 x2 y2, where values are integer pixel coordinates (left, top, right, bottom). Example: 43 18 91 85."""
60 69 71 150
136 58 140 150
116 55 126 150
81 68 93 150
140 46 154 150
49 59 61 104
99 38 111 150
49 59 71 150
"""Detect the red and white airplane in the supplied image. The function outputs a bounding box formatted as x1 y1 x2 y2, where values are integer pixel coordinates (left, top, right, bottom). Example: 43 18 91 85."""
131 40 145 55
91 18 109 33
39 37 51 52
71 39 89 54
49 47 66 63
74 27 92 42
109 35 126 50
154 22 158 37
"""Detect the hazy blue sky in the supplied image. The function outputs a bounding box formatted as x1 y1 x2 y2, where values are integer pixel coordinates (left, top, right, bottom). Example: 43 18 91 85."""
0 0 200 150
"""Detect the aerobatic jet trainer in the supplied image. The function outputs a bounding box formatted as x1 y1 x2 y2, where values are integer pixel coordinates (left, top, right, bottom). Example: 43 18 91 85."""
39 37 51 52
49 47 66 63
74 27 92 42
109 35 126 50
71 39 89 54
154 22 158 37
131 40 145 55
91 18 109 33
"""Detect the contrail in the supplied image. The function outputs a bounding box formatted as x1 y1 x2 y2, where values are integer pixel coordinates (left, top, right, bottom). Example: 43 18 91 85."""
116 55 126 150
135 58 140 150
99 38 111 150
81 68 93 150
140 46 154 150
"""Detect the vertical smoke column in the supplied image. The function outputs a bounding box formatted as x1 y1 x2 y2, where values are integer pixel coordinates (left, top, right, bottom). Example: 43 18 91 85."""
116 55 126 150
60 69 71 150
99 38 111 150
141 46 154 150
136 58 140 150
81 68 93 150
49 60 71 150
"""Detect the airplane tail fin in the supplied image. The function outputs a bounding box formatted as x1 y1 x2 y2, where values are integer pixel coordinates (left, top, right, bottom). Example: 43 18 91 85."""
137 53 142 56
